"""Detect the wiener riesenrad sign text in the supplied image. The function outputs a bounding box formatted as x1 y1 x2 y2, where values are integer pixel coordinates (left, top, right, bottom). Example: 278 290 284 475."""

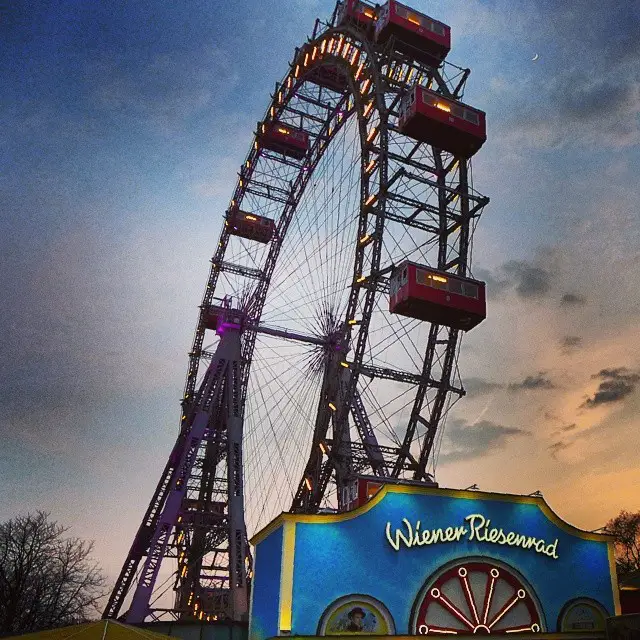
385 513 560 559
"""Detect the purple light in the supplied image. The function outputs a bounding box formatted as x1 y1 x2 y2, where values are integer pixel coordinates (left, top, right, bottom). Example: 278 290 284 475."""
216 321 242 336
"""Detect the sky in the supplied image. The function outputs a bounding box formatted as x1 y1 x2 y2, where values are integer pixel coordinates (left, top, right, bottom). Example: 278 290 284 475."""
2 0 640 589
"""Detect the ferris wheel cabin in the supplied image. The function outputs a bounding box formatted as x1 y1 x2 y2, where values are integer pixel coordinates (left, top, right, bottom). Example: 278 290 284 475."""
341 475 439 512
297 42 350 92
226 208 275 244
258 121 310 160
336 0 378 31
399 86 487 158
390 261 486 331
305 59 350 92
375 1 451 66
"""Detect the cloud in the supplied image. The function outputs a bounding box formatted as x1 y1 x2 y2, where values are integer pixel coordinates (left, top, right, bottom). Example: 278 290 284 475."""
479 260 552 300
0 224 196 454
553 79 635 123
493 0 640 150
548 441 572 459
536 0 640 70
561 293 586 306
549 422 578 442
3 0 640 575
463 377 503 397
582 367 640 408
496 0 640 70
508 372 555 391
503 261 551 298
438 419 530 464
503 75 640 152
560 336 582 351
88 48 239 134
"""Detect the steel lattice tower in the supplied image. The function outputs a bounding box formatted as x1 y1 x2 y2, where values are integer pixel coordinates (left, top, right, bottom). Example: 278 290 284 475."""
104 305 249 622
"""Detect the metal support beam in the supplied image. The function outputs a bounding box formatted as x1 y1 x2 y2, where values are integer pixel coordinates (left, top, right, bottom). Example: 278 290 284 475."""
107 323 249 623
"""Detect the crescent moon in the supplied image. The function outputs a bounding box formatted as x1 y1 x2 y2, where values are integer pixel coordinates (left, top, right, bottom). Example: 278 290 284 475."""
532 53 539 61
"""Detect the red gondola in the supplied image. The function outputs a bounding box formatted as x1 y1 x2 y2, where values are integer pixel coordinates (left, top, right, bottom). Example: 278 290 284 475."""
398 86 487 158
375 0 451 66
341 476 439 511
341 476 384 511
336 0 377 31
258 121 309 160
306 63 350 92
226 208 275 244
389 261 486 330
297 44 349 92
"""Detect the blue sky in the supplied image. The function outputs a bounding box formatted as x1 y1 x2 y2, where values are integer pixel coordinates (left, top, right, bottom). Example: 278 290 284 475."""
2 0 640 584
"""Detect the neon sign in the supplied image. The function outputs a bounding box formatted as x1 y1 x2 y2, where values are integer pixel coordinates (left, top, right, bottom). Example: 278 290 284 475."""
385 513 559 559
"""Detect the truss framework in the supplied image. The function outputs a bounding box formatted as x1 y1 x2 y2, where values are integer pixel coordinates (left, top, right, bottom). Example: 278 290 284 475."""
104 316 248 622
104 5 488 624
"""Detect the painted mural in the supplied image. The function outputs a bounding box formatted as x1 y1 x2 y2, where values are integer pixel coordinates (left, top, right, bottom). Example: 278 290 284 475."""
249 485 619 640
318 595 395 635
558 598 608 632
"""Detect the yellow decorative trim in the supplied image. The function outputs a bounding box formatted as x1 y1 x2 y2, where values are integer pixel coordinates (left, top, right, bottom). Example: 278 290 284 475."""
608 541 622 615
278 520 296 633
251 485 612 545
253 516 290 545
248 549 256 634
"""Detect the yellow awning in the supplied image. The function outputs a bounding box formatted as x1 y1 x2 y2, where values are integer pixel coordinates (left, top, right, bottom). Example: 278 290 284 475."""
4 620 173 640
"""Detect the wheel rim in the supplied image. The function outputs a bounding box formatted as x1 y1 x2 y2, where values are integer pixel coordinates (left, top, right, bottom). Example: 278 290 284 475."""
183 24 488 532
413 560 544 635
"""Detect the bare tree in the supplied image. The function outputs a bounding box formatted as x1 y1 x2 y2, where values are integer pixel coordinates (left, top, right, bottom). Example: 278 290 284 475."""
0 512 107 636
606 510 640 577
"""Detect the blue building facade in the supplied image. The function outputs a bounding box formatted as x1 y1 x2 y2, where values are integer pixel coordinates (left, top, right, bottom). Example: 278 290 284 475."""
249 486 619 639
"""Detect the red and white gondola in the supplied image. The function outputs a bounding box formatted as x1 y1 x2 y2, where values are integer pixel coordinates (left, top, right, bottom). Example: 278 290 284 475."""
336 0 377 32
226 208 275 244
399 85 487 158
257 121 310 160
375 0 451 66
390 261 486 331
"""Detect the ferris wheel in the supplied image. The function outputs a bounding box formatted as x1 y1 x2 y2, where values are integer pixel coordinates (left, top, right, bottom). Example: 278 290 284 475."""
104 0 489 625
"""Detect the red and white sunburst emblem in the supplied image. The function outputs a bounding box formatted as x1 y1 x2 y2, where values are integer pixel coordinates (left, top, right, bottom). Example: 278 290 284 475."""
413 561 543 635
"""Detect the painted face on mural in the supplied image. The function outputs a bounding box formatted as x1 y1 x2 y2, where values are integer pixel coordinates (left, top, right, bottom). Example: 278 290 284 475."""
346 607 365 631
